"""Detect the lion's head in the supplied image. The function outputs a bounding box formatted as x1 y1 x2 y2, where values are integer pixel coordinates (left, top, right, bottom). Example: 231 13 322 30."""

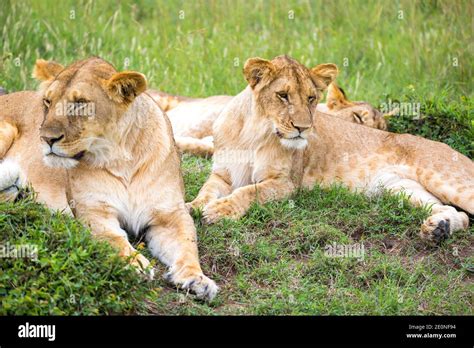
325 82 387 130
33 57 147 168
243 55 338 149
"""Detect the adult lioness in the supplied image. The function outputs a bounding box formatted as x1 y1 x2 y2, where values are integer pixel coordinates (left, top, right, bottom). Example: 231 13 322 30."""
0 90 69 210
150 82 387 157
188 55 473 244
0 58 217 300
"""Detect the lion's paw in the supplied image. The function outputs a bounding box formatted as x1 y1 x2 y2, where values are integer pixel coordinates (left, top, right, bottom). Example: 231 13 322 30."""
202 198 243 224
185 201 197 213
129 252 155 281
420 218 450 245
186 197 209 213
420 209 468 245
0 159 25 202
165 270 218 301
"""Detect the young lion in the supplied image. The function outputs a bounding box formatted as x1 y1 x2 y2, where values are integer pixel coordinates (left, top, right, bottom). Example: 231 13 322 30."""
321 82 388 130
149 82 387 157
188 55 473 244
0 57 217 300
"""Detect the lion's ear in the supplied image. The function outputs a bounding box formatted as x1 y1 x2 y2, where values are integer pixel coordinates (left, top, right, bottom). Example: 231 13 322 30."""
104 71 147 104
243 57 275 88
310 63 338 90
326 82 349 110
352 111 363 124
32 59 64 81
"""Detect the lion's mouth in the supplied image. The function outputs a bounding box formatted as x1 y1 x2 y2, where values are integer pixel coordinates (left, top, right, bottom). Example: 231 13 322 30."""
71 151 86 160
276 127 309 150
275 129 305 141
1 183 19 193
46 150 85 161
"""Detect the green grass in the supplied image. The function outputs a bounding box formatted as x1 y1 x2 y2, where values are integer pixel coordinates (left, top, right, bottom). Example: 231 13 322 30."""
2 159 473 315
1 0 472 102
0 194 155 315
0 0 473 315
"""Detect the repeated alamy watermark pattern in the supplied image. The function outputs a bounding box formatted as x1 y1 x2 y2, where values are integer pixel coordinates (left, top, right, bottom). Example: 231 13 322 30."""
0 242 38 260
214 149 256 164
324 242 365 261
55 101 96 118
380 98 421 119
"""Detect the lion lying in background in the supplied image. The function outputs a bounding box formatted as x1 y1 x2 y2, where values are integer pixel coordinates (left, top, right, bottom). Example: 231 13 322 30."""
188 55 473 244
148 81 388 157
0 58 217 300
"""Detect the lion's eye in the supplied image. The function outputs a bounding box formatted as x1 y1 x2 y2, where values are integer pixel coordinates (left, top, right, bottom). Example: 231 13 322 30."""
74 98 88 105
308 96 316 103
74 99 89 110
43 99 51 108
277 92 289 101
69 99 89 116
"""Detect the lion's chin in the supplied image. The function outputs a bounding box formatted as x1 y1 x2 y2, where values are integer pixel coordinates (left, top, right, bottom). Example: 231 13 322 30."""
279 137 308 150
43 154 79 169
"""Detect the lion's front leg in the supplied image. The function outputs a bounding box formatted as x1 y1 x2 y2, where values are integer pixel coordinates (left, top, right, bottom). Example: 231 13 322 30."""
186 170 232 212
79 206 154 279
203 177 295 224
146 208 218 301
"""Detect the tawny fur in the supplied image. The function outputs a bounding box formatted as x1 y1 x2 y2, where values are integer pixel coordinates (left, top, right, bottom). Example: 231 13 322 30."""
0 57 217 300
149 82 387 157
319 82 388 130
188 55 473 245
147 90 195 112
0 92 69 211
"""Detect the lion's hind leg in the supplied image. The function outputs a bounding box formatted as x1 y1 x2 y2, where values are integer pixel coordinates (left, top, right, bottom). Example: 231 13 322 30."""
175 135 214 157
370 172 469 244
0 120 18 158
0 159 26 202
0 121 24 202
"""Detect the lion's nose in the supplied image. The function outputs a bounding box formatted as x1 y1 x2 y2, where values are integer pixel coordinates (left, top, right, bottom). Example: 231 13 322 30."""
41 134 64 147
294 125 310 133
291 122 311 133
